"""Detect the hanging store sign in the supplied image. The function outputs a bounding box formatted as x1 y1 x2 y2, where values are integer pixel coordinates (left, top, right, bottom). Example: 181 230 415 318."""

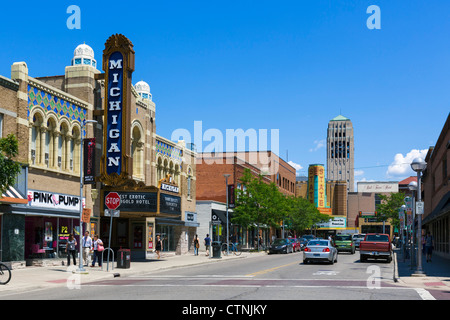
160 183 179 193
83 138 96 184
27 190 85 212
106 51 124 175
100 34 135 186
160 193 181 216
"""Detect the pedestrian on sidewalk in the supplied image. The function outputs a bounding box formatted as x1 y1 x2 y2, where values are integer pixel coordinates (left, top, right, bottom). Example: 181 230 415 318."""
155 235 163 259
66 234 77 266
193 234 199 256
204 234 211 256
425 231 434 262
91 235 103 267
82 231 92 266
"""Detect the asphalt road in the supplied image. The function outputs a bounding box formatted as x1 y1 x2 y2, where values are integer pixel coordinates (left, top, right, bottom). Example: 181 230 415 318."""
4 250 425 301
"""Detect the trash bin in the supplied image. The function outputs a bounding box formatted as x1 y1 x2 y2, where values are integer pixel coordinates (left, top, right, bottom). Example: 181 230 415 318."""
212 241 222 259
117 248 131 268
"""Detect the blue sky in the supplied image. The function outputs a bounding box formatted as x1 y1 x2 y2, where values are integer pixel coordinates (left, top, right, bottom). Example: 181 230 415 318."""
1 1 449 186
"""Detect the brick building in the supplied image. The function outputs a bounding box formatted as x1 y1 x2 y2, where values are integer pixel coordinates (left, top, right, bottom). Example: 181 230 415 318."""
422 113 449 260
196 151 295 248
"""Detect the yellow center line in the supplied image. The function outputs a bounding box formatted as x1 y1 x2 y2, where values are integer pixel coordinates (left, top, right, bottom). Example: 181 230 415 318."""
246 261 299 277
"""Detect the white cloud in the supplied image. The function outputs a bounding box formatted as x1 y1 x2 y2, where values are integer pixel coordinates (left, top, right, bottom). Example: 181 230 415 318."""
386 149 428 178
309 139 325 152
288 160 303 172
354 170 364 177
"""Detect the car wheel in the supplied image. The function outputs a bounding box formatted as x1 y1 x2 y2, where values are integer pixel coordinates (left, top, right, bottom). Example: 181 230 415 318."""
334 253 338 263
303 259 308 264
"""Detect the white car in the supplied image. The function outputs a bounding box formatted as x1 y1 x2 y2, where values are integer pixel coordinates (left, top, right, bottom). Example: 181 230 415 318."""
303 239 338 264
352 233 366 249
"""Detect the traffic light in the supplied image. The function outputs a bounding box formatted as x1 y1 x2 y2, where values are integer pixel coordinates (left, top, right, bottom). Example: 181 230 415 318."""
359 211 362 217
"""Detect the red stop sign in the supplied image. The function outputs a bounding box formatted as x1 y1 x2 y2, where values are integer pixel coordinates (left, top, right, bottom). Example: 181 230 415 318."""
105 192 121 210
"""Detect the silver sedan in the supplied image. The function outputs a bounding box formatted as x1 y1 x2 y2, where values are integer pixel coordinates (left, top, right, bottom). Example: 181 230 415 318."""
303 239 338 264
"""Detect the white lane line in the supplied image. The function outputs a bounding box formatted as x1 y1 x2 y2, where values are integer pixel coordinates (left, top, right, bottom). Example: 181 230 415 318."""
414 288 436 300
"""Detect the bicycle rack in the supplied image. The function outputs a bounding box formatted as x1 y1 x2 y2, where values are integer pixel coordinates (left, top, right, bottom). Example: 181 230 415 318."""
101 248 115 272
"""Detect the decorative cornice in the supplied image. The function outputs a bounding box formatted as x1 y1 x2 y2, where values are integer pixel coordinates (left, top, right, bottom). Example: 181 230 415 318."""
0 75 19 91
28 77 90 110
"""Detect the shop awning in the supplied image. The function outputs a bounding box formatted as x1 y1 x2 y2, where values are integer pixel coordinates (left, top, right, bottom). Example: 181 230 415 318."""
0 185 28 205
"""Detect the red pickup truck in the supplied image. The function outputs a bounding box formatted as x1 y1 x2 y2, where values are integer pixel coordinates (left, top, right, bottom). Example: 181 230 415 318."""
359 233 392 263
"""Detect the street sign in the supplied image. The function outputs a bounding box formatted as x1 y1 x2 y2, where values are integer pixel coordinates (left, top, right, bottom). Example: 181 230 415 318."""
104 209 120 217
105 192 121 210
416 201 424 215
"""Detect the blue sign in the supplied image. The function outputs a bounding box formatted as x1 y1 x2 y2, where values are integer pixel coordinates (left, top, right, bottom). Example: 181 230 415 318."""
106 51 124 175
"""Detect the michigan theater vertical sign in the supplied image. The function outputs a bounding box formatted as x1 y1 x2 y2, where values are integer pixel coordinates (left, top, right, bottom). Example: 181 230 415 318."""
100 34 135 186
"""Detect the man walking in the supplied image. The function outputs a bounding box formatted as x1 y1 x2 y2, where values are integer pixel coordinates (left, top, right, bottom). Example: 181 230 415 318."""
82 231 92 266
204 234 211 256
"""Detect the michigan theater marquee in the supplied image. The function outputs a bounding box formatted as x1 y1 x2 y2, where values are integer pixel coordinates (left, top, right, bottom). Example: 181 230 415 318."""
98 34 197 258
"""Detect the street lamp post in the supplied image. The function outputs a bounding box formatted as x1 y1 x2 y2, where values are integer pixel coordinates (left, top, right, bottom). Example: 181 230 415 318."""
224 174 231 256
411 158 426 276
408 181 417 269
78 119 97 273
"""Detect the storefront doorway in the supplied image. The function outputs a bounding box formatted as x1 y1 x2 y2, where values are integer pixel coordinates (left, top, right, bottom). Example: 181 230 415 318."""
156 224 176 252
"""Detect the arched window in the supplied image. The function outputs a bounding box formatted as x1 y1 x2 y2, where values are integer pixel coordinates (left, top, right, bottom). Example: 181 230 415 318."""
46 117 58 168
30 112 44 165
131 124 144 180
71 126 81 174
156 156 163 183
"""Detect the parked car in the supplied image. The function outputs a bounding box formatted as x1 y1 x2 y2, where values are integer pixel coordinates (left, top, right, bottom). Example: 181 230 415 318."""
269 238 294 254
352 233 366 249
334 234 355 254
301 234 316 242
303 239 338 264
299 237 309 250
288 238 301 252
359 233 392 263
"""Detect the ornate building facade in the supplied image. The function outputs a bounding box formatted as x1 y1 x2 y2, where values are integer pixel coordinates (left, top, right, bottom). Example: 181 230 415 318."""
0 35 197 265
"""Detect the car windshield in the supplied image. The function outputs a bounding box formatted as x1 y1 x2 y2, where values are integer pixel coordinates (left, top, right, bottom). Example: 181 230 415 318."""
353 235 365 239
365 234 389 242
308 240 328 246
335 234 352 241
273 239 286 245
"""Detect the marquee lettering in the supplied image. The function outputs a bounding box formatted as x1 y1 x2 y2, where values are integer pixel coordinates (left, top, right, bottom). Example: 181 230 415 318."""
106 52 124 174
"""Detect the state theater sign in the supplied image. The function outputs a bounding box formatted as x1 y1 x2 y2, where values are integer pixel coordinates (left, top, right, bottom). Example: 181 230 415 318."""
99 34 135 186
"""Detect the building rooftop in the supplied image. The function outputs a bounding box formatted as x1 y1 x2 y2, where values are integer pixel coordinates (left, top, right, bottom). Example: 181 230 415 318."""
330 115 350 121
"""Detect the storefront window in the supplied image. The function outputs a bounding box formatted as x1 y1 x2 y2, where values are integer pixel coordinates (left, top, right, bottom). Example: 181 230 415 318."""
25 216 78 259
156 225 175 252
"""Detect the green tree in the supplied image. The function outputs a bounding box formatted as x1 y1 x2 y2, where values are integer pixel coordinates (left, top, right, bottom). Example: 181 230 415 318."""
284 196 330 234
233 168 330 237
376 192 405 230
0 134 22 195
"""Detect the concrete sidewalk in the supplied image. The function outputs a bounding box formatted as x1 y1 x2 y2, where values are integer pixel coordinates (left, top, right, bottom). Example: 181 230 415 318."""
0 251 264 295
394 248 450 292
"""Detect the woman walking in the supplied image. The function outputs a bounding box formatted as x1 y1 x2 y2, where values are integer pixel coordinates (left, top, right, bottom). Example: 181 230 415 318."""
91 235 104 267
193 234 199 256
66 234 77 266
155 235 163 259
